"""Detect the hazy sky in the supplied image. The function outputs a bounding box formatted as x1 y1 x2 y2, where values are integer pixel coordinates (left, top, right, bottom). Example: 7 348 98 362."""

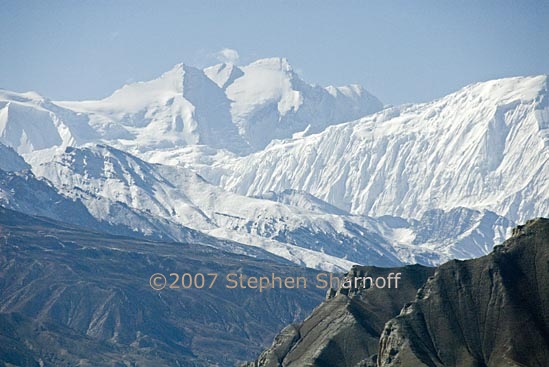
1 0 548 105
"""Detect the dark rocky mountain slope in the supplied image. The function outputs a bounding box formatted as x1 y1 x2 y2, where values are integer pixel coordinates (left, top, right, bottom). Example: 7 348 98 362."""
247 218 549 367
378 218 549 367
0 207 324 367
245 265 435 367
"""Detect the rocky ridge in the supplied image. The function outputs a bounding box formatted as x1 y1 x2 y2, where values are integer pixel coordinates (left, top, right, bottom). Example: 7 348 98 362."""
247 218 549 367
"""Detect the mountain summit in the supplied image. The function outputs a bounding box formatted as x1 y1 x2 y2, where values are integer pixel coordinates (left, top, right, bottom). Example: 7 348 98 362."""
59 63 249 153
0 58 382 156
205 57 382 151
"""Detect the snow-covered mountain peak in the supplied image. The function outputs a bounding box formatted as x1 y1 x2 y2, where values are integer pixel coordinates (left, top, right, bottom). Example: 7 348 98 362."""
226 57 301 111
1 57 383 156
65 59 301 118
203 62 244 89
456 74 547 104
55 62 249 154
61 63 198 115
0 89 47 105
108 63 185 104
212 57 383 151
247 57 293 72
0 90 98 154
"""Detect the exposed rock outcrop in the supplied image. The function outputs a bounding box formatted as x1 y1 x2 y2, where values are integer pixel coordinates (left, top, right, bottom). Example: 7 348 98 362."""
245 265 435 367
247 218 549 367
378 218 549 367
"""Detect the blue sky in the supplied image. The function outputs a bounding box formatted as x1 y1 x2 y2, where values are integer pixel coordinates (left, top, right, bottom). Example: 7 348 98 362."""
1 0 548 104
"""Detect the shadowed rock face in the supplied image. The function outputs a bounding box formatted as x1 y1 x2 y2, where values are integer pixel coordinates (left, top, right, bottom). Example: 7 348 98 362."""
244 265 435 367
0 207 324 367
246 218 549 367
379 218 549 367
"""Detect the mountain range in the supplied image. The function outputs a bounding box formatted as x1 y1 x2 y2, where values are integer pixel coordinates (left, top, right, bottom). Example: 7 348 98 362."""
0 58 382 157
1 57 548 366
2 59 546 271
205 75 549 224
